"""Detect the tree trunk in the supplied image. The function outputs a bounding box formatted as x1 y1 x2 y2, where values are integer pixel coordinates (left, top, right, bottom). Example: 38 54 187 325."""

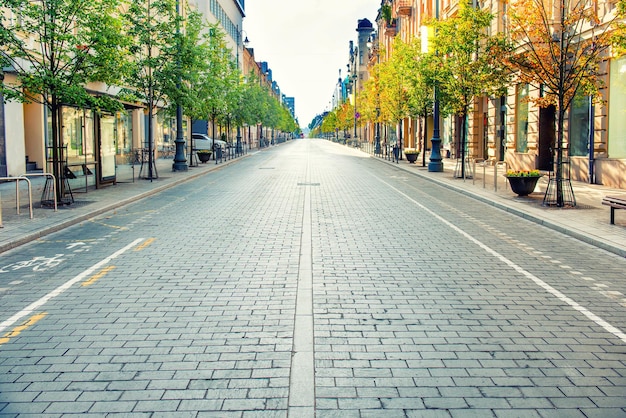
460 109 467 179
50 98 64 203
556 101 565 207
147 97 155 180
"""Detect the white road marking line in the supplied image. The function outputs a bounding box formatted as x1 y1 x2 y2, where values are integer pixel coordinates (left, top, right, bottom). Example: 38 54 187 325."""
383 180 626 344
0 238 144 334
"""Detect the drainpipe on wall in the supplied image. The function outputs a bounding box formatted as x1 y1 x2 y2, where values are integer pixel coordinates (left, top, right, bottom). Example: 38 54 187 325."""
588 96 595 184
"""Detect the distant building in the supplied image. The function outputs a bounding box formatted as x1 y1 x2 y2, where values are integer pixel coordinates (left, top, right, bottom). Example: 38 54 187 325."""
284 97 295 117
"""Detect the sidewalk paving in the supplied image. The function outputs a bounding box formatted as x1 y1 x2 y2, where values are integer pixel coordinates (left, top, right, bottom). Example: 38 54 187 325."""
1 143 625 258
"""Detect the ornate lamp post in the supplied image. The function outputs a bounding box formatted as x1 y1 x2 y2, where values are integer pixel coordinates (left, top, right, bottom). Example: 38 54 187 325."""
235 27 249 155
367 35 381 155
350 43 359 143
424 1 443 172
172 0 188 171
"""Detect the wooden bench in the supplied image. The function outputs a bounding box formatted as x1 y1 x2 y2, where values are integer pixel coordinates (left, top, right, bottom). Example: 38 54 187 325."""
602 196 626 225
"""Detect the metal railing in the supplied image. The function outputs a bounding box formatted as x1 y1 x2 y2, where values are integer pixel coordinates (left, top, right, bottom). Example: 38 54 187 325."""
23 173 58 211
472 159 508 191
0 176 33 220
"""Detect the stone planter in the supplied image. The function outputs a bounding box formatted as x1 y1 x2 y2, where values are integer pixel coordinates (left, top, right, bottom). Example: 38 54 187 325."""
405 153 419 164
197 152 212 163
506 176 541 196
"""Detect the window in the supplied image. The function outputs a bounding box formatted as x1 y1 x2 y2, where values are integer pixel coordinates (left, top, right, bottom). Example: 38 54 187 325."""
516 84 529 153
608 55 626 158
569 93 590 157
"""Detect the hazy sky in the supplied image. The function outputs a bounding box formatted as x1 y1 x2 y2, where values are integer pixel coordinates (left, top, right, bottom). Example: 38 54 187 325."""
243 0 380 128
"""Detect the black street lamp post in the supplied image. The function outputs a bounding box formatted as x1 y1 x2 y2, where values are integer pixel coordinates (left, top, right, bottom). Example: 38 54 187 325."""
428 0 443 172
348 42 359 145
428 87 443 172
367 35 381 155
172 0 188 171
235 27 249 156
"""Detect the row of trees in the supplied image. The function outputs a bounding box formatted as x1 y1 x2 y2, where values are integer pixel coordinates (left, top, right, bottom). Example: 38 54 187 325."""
0 0 297 198
316 0 625 206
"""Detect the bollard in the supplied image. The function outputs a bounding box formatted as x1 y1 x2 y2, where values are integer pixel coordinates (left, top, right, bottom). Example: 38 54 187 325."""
494 161 507 192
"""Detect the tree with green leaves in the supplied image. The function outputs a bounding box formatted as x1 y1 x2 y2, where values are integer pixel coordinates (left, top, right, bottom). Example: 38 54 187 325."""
429 4 511 178
0 0 128 201
378 38 414 151
321 110 339 138
198 25 236 154
121 0 182 179
507 0 616 206
360 62 382 152
240 73 267 144
162 7 211 158
405 43 435 158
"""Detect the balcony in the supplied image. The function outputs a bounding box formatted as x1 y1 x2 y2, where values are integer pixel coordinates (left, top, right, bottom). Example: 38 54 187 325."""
384 18 397 36
396 0 413 16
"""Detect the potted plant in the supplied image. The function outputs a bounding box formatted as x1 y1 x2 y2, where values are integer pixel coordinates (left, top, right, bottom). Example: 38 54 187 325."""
404 148 420 163
197 149 212 163
505 169 542 196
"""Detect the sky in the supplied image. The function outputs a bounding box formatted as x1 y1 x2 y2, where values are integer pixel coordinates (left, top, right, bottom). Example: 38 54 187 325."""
243 0 380 129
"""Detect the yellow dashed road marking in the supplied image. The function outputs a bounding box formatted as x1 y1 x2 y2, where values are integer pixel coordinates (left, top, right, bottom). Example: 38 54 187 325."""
82 266 116 287
0 313 47 346
134 238 155 251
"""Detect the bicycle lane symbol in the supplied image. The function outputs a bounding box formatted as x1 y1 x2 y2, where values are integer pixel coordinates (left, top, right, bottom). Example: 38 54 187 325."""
0 242 93 275
0 254 66 274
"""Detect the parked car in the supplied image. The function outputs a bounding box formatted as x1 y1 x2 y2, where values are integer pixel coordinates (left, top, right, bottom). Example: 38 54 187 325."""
191 133 227 151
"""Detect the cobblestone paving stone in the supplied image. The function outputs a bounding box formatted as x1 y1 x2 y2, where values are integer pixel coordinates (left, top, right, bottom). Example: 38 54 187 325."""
0 139 624 417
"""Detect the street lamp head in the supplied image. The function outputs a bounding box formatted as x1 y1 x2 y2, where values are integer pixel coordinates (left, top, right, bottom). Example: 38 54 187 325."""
244 36 250 47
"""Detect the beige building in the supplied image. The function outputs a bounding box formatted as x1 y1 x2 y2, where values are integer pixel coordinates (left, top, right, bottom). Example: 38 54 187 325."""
369 0 625 189
0 0 245 186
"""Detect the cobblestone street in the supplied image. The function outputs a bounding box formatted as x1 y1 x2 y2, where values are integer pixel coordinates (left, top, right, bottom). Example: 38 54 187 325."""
0 139 625 417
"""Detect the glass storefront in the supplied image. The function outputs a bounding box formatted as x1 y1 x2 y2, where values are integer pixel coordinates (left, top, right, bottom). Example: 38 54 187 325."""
569 93 590 157
62 107 95 165
100 114 116 182
46 106 134 185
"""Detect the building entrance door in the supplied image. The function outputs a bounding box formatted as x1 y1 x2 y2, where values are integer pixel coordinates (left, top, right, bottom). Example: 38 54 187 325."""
538 105 555 171
99 114 116 183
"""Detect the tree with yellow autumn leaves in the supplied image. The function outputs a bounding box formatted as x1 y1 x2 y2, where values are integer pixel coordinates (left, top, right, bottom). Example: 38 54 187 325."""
506 0 617 206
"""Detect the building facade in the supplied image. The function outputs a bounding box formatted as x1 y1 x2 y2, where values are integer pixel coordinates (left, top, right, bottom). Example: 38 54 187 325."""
364 0 625 189
0 0 245 187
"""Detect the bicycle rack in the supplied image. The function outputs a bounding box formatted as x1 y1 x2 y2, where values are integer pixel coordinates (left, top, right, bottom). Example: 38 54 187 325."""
0 176 33 219
23 173 58 212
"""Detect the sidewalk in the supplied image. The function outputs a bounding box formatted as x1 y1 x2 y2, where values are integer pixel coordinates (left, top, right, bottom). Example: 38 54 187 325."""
2 145 626 258
0 155 244 253
372 152 626 257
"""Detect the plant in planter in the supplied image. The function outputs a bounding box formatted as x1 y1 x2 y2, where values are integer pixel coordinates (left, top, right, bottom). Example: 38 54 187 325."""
197 149 213 163
382 3 392 25
505 169 542 196
403 148 420 163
